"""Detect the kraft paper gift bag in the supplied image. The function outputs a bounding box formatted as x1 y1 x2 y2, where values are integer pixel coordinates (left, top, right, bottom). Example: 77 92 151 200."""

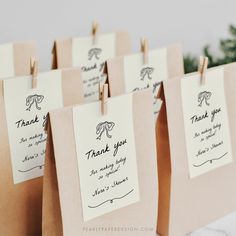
0 41 37 78
0 67 83 236
106 42 184 117
156 61 236 236
42 88 158 236
52 24 131 102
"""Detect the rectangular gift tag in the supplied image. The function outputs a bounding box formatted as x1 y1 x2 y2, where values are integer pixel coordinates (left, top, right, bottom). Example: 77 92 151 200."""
73 93 140 221
72 33 116 101
181 68 233 178
4 70 63 184
123 48 167 117
0 43 14 78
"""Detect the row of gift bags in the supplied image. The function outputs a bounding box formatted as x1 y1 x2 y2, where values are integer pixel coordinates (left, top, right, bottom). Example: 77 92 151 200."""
1 24 236 236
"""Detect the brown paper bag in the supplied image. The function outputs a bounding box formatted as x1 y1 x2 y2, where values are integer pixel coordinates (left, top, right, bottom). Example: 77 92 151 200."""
42 89 158 236
0 68 83 236
106 44 183 118
52 31 131 69
0 41 37 78
52 31 131 102
156 62 236 236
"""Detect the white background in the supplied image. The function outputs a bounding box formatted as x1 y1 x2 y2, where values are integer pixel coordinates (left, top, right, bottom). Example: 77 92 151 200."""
0 0 235 70
1 0 236 234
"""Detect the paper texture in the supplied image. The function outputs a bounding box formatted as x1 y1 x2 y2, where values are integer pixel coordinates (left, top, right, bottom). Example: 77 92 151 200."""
4 70 63 184
123 48 167 117
181 68 233 178
0 43 14 78
72 33 116 101
73 93 140 221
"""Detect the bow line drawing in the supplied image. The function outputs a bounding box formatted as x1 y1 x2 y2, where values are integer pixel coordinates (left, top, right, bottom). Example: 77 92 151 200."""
88 48 102 60
26 94 44 111
198 91 211 107
140 67 154 80
96 121 115 140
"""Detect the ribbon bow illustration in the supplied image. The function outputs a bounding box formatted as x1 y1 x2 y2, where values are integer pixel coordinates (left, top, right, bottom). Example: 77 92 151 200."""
88 48 102 60
198 91 211 107
96 121 115 140
140 67 154 80
26 94 44 111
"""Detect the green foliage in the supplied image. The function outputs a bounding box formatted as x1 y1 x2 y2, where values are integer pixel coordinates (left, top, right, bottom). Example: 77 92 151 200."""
183 54 198 73
184 25 236 73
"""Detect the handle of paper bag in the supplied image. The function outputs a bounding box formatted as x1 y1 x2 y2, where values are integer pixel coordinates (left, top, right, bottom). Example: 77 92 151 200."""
92 21 99 45
30 57 38 89
198 56 208 85
140 38 149 65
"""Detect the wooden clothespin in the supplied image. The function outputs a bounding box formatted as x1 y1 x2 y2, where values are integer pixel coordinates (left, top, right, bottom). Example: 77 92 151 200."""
92 21 99 45
198 56 208 85
141 38 149 65
30 57 38 89
100 83 108 115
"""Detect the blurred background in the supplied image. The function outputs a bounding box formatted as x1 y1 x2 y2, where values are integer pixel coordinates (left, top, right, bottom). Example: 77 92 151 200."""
0 0 235 70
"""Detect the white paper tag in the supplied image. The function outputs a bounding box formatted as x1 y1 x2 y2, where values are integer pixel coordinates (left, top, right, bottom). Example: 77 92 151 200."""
181 68 233 178
72 33 116 101
0 43 14 78
123 48 168 118
73 93 139 221
4 70 63 184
